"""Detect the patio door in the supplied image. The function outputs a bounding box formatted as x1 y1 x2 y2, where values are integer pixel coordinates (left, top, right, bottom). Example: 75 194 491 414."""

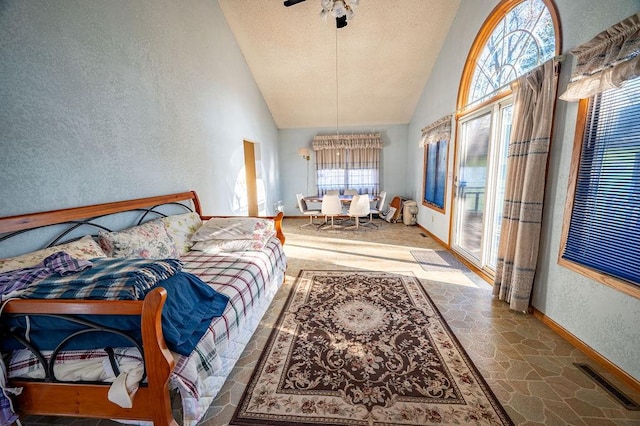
452 100 512 274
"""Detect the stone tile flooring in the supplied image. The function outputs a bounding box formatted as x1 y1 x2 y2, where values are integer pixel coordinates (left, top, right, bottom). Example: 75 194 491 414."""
20 218 640 425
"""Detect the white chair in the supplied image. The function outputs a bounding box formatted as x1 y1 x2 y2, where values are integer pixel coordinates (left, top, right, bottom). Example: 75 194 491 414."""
321 194 343 230
342 189 358 215
326 190 339 195
366 191 386 227
346 194 371 231
296 193 321 228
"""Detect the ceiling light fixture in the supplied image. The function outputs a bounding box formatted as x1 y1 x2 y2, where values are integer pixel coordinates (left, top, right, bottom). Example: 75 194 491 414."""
321 0 358 28
284 0 358 29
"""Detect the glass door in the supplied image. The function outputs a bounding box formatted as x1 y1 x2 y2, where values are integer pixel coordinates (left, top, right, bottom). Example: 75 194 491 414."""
454 112 491 264
453 100 512 273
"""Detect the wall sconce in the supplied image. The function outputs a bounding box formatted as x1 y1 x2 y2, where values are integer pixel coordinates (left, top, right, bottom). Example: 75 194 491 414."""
298 147 311 194
298 147 311 161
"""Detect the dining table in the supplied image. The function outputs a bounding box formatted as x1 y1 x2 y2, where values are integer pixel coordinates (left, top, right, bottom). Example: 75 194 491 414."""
303 194 380 230
303 194 379 204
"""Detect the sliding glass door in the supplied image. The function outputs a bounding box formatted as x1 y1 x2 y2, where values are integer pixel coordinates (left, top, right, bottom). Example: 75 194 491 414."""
453 100 511 273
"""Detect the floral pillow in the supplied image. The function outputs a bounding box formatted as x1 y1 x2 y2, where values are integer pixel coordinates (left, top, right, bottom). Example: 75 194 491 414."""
161 212 203 255
191 230 276 254
0 235 107 273
190 217 274 242
98 220 179 259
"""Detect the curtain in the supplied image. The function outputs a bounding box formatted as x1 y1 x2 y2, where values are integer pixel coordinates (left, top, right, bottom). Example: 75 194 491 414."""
312 133 383 150
493 60 559 312
312 134 382 195
560 12 640 101
419 115 452 147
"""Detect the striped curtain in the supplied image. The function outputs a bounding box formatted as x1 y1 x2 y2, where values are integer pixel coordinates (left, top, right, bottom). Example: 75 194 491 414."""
313 134 382 195
493 60 559 312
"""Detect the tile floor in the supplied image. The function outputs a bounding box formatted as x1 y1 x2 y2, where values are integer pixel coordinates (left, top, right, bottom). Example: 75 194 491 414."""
21 218 640 425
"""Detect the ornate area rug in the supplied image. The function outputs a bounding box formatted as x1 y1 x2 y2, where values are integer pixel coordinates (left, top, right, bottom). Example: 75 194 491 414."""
231 270 512 425
410 249 467 273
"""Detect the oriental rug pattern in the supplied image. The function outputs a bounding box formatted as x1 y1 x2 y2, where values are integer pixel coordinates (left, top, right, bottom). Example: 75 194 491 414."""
231 270 512 425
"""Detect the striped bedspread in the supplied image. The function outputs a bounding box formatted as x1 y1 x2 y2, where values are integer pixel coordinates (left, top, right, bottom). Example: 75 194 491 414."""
6 237 287 425
172 237 287 399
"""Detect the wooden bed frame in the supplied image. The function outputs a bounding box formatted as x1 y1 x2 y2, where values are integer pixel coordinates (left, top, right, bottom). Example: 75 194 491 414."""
0 191 285 425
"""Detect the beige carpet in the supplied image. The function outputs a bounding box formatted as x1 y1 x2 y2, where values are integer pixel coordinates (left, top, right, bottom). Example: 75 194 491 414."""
231 270 512 425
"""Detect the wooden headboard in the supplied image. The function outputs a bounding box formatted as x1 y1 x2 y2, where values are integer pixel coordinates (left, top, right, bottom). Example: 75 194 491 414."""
0 191 284 258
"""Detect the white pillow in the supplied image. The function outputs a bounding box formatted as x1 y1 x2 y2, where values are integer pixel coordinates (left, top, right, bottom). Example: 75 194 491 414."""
190 217 274 242
0 235 107 273
191 230 276 254
160 212 202 255
98 220 179 259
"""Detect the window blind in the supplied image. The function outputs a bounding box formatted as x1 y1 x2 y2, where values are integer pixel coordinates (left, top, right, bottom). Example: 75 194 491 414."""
562 77 640 286
423 140 447 209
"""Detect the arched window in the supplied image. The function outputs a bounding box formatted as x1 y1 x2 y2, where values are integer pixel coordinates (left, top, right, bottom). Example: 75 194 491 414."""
450 0 559 273
458 0 560 112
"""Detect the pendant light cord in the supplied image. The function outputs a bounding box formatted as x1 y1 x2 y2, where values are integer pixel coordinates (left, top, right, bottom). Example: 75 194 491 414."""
335 25 339 137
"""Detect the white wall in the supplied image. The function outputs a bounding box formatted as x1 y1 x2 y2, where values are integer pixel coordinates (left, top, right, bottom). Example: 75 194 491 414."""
0 0 281 218
408 0 640 381
278 124 409 216
406 0 488 244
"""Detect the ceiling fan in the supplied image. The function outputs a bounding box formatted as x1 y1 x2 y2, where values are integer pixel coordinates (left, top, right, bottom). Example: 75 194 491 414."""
284 0 359 29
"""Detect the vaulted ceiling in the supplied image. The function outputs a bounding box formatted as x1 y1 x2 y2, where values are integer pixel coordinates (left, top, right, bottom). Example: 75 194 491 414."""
218 0 461 129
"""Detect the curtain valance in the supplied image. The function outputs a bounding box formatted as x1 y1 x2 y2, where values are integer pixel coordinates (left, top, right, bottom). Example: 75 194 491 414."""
560 12 640 101
419 115 452 147
312 133 382 151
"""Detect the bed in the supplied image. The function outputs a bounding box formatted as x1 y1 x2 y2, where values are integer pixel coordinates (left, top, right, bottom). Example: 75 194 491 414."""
0 191 287 426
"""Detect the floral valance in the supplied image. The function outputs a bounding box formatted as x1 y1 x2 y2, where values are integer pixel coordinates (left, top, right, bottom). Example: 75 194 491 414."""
419 115 452 147
560 12 640 101
312 133 382 151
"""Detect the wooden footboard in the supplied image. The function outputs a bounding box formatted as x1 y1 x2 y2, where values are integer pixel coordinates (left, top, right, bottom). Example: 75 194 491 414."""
4 287 178 425
0 191 286 424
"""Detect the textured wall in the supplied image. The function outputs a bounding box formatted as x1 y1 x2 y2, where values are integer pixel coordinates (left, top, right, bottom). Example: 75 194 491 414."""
278 124 409 216
408 0 640 381
0 0 280 218
532 0 640 382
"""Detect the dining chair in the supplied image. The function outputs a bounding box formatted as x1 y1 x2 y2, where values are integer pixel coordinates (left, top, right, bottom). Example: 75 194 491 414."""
320 194 343 229
365 190 387 227
326 190 339 195
346 194 371 231
296 193 321 228
344 189 358 196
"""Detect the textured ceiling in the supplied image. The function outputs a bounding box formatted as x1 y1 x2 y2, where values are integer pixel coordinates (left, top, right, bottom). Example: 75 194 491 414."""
218 0 461 129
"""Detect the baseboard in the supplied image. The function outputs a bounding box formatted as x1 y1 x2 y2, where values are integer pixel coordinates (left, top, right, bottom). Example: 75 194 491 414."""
532 307 640 393
416 223 448 248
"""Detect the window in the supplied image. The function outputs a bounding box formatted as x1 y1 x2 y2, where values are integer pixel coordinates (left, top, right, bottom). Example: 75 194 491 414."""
423 139 447 210
466 0 557 107
560 77 640 297
315 152 379 194
453 0 558 273
421 115 452 212
313 134 382 195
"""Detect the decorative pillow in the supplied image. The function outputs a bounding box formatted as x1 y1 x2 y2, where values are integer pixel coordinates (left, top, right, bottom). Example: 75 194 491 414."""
98 220 179 259
190 217 274 242
160 212 203 255
191 230 276 254
0 235 107 273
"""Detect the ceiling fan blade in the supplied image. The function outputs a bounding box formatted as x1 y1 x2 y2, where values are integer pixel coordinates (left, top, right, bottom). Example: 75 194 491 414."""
283 0 306 6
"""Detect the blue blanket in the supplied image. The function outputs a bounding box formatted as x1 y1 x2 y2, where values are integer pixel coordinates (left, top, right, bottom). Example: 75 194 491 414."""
18 257 184 301
2 271 229 356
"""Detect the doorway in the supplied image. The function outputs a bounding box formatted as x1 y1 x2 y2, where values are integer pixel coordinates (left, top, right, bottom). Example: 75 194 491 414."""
243 140 258 216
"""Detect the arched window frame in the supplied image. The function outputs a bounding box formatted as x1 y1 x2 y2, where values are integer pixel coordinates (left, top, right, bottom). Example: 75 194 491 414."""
456 0 561 116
